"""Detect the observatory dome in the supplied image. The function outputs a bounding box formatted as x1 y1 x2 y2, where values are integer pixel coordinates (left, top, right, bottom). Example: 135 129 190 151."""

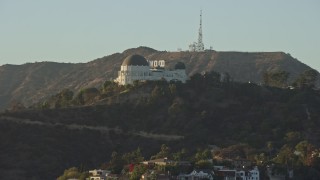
122 55 149 66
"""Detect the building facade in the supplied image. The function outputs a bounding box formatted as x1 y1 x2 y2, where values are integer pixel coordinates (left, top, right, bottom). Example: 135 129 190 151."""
115 54 188 85
88 169 110 180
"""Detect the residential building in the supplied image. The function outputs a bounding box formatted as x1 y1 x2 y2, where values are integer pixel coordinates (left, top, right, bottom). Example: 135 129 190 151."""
178 170 215 180
88 169 110 180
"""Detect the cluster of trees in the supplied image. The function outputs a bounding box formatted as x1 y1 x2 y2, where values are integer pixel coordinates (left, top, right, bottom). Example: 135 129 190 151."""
263 69 318 89
57 167 88 180
31 68 318 110
263 70 289 88
34 81 127 109
272 132 320 168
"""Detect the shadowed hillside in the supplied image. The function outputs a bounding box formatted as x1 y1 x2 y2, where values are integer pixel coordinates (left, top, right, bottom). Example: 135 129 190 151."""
1 76 320 179
0 46 318 110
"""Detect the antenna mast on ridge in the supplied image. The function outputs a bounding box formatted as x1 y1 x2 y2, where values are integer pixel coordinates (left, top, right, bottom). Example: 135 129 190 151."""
197 10 204 51
188 10 205 52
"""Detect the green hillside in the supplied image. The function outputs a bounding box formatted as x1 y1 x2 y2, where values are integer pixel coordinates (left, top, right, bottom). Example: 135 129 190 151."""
1 72 320 179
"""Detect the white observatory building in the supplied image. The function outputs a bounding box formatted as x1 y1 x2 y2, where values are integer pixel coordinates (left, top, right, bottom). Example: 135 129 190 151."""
115 54 188 85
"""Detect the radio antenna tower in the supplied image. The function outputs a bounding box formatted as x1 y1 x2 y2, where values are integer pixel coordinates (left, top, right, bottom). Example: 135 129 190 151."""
188 10 205 52
197 10 204 51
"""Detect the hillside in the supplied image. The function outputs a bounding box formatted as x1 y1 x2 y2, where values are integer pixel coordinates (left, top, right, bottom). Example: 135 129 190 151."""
0 46 318 110
1 77 320 179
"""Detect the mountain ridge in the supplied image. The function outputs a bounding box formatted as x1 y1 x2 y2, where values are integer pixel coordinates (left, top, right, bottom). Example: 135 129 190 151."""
0 46 318 110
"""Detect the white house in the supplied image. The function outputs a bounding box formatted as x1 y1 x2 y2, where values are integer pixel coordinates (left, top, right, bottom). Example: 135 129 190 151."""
115 54 188 85
178 170 215 180
246 166 259 180
88 169 110 180
217 166 260 180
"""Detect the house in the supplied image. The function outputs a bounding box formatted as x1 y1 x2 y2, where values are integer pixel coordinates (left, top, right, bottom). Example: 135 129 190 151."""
142 157 191 167
266 166 285 180
177 170 215 180
142 157 174 167
88 169 110 180
105 174 120 180
141 158 191 179
215 166 260 180
216 169 236 180
141 170 170 180
246 166 259 180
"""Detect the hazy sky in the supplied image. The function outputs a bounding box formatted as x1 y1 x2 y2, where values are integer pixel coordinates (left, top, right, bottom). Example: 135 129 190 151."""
0 0 319 70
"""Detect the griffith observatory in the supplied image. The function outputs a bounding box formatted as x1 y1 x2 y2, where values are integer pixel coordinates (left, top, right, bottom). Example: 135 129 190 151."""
115 54 188 85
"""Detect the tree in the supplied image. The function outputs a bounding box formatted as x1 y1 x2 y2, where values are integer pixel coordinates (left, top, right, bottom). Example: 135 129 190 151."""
57 167 88 180
173 148 188 161
294 141 315 166
194 149 213 169
263 70 289 88
195 148 212 162
266 141 276 159
150 85 169 102
273 145 294 166
195 160 213 169
73 88 100 105
151 144 170 159
130 164 147 180
102 80 118 93
187 71 221 92
309 148 320 170
204 71 221 87
284 131 302 147
122 148 144 164
217 144 254 160
108 151 125 174
169 84 177 97
254 153 267 165
293 69 318 89
55 89 74 108
188 73 204 92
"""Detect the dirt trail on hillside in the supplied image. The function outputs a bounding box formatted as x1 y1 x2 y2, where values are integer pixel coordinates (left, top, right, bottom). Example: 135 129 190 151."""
0 116 184 141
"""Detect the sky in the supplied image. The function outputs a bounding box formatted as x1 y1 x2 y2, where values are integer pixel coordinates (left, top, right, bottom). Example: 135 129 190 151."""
0 0 319 71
